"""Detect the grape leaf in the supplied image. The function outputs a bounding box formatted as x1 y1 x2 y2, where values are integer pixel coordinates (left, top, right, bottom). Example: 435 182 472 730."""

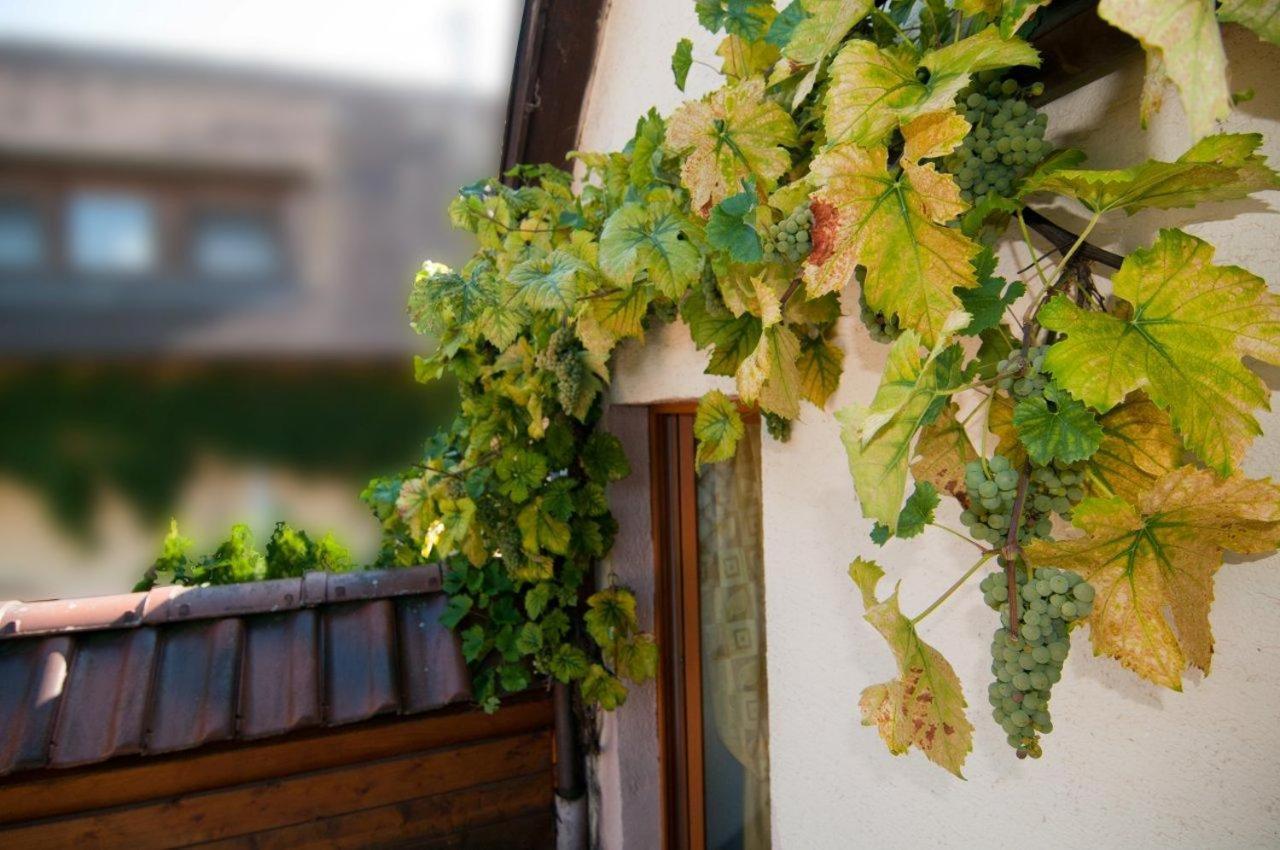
585 587 638 648
716 33 781 80
576 284 653 357
1025 467 1280 690
615 634 660 681
850 558 973 777
1218 0 1280 46
581 431 631 483
955 249 1025 335
1099 0 1228 139
987 389 1026 468
629 110 667 192
780 0 873 106
517 498 571 557
509 249 591 312
796 336 844 408
1027 133 1280 213
824 26 1039 147
1012 384 1104 465
672 38 694 91
706 182 764 262
805 112 980 346
599 203 702 298
1084 393 1183 503
766 0 810 47
736 322 803 419
910 402 978 500
683 289 764 376
694 389 747 467
1041 228 1280 474
666 78 798 215
837 319 965 530
870 481 940 545
696 0 775 40
581 664 629 710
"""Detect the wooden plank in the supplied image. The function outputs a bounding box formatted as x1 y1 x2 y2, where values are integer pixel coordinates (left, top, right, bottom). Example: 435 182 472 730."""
675 414 706 850
397 810 557 850
0 730 551 850
0 695 552 825
188 771 551 850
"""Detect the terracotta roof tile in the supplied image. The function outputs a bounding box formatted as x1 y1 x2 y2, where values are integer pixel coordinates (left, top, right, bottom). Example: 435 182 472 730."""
0 565 471 777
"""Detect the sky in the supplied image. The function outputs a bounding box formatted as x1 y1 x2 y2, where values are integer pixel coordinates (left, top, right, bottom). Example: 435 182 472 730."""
0 0 523 94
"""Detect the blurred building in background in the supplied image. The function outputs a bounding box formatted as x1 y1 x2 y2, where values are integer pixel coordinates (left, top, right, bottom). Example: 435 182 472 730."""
0 2 519 599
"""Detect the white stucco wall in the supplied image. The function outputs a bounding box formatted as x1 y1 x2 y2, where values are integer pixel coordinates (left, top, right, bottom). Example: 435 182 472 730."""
580 6 1280 848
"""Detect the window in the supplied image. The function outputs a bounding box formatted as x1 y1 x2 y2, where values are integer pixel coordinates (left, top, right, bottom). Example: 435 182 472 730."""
652 405 771 850
0 199 43 270
67 191 158 274
192 211 282 279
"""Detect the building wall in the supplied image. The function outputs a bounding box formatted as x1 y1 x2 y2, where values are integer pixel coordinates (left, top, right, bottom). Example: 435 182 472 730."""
580 6 1280 848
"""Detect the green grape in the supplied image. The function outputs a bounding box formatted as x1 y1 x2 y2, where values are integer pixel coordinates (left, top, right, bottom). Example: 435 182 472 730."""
981 563 1093 759
945 76 1054 205
763 201 814 265
857 287 901 343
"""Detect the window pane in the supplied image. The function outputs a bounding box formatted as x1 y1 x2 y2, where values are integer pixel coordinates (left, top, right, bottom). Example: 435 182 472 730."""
696 417 771 850
0 199 43 269
192 212 281 278
67 192 157 273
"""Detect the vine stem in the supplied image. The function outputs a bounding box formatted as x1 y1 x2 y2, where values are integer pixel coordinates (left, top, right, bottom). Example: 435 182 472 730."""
1000 470 1031 637
930 522 990 551
911 551 996 625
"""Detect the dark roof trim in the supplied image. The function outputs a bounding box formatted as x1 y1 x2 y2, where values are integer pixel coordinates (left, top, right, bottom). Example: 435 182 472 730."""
1 564 443 639
499 0 608 173
1029 0 1138 104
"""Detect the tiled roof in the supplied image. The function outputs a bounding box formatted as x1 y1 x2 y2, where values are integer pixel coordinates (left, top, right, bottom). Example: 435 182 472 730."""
0 564 471 777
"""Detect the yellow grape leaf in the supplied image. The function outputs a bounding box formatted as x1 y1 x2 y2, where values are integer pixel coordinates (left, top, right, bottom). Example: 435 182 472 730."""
1027 133 1279 213
824 26 1038 147
736 322 803 418
910 402 978 500
796 336 844 408
717 34 780 80
694 389 747 468
575 284 653 358
1219 0 1280 47
1025 467 1280 690
806 113 979 346
1084 393 1183 503
666 78 798 215
1041 228 1280 475
782 0 873 106
987 390 1026 468
1099 0 1229 139
850 559 973 778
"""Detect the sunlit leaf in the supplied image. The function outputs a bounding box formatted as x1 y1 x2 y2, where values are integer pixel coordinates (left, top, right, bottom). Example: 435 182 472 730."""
736 322 803 418
1218 0 1280 47
910 402 978 500
694 389 747 467
1084 393 1183 503
672 37 694 91
796 336 844 408
599 203 701 298
1012 384 1104 465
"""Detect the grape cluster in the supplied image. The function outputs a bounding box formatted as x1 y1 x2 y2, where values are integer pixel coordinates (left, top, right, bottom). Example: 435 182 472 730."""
960 454 1086 545
764 412 792 442
856 289 901 343
981 564 1094 758
761 202 813 264
947 73 1050 206
996 345 1048 400
536 326 584 413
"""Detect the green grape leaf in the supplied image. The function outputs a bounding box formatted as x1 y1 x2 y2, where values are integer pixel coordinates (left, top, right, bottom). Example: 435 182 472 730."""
870 481 940 545
525 583 553 619
1027 133 1280 213
547 643 591 682
682 289 764 376
766 0 810 47
1012 384 1104 465
509 249 590 312
672 38 694 91
736 322 803 419
460 625 488 663
780 0 873 106
910 401 978 500
850 558 973 777
796 336 843 408
1084 393 1183 503
837 319 966 531
1040 228 1280 474
629 109 667 192
1218 0 1280 46
1025 467 1280 690
581 431 632 482
666 78 798 214
439 594 474 630
694 390 747 468
1099 0 1228 139
999 0 1051 37
577 284 653 358
495 449 548 504
806 112 980 346
615 634 660 681
599 203 702 299
696 0 775 39
824 26 1039 147
581 664 630 709
716 33 781 80
706 182 764 262
955 250 1025 335
518 498 571 556
585 587 638 648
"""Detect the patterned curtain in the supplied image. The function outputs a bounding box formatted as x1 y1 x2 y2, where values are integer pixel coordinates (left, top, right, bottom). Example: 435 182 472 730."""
696 418 770 850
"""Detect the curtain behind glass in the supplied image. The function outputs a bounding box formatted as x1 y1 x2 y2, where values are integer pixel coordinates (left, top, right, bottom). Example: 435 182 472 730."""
696 417 770 850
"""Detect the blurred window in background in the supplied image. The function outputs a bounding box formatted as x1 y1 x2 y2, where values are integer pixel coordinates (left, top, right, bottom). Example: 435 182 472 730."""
0 198 44 269
192 211 282 279
67 191 158 274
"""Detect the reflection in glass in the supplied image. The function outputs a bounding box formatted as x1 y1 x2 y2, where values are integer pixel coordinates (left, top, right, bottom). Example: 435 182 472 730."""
696 417 770 850
67 191 157 274
0 199 42 269
193 212 281 279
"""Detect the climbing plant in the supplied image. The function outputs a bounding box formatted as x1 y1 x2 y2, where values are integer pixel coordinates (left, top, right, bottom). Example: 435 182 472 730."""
172 0 1280 750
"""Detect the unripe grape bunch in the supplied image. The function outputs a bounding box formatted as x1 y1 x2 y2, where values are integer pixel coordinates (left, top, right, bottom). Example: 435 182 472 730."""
761 201 813 264
946 73 1051 205
982 564 1094 759
997 345 1049 400
856 288 901 343
535 325 584 414
961 454 1086 545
